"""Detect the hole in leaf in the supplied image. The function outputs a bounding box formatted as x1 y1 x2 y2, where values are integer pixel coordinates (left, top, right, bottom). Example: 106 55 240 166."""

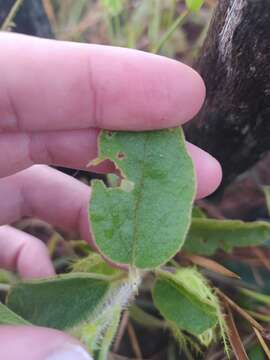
90 158 126 189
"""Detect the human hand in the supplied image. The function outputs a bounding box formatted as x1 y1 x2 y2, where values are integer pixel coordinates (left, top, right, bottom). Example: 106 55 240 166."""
0 33 222 360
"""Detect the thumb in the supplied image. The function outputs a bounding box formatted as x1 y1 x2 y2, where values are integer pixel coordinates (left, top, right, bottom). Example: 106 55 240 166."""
0 326 93 360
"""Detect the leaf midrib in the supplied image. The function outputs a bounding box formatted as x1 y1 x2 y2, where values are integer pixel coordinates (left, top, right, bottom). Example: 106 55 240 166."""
131 133 149 266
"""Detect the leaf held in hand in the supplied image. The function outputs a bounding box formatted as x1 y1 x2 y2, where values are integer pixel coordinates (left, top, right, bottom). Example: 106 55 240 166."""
89 128 195 269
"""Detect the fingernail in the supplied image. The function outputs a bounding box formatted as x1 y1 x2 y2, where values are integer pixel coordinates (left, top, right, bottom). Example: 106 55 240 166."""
45 343 93 360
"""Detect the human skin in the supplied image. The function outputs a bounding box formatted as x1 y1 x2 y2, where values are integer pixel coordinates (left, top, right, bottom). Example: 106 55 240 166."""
0 33 222 360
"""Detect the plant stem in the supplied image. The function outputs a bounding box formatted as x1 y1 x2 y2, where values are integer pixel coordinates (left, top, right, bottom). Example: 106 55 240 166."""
241 288 270 306
129 305 166 329
148 0 161 49
247 310 270 323
98 308 121 360
152 9 189 54
1 0 24 31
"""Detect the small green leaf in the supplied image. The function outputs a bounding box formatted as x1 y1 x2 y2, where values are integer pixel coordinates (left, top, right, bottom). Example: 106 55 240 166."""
183 218 270 255
153 277 218 335
248 344 266 360
185 0 204 12
0 301 30 326
89 128 195 269
7 273 110 330
71 253 122 277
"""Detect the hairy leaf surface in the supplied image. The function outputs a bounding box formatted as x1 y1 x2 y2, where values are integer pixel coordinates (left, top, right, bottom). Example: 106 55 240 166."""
7 273 110 330
184 218 270 255
89 128 195 269
153 277 217 335
71 252 122 277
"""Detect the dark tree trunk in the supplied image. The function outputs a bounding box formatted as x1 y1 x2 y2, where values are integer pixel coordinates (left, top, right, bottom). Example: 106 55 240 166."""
0 0 52 38
185 0 270 188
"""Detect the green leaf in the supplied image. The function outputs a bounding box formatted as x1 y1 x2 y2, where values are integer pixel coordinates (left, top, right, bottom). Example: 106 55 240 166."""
153 277 217 335
71 252 122 277
71 274 140 356
185 0 204 12
7 273 110 330
248 344 266 360
89 128 195 269
0 301 30 326
183 218 270 255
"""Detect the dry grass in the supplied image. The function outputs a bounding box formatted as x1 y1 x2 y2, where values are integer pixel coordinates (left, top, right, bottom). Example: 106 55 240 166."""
42 0 216 63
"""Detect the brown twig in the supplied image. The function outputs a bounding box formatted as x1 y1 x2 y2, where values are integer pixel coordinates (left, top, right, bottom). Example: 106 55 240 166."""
196 200 225 219
253 247 270 273
225 305 249 360
183 253 240 279
42 0 57 31
0 0 24 31
253 327 270 360
127 322 143 359
216 289 264 332
113 311 129 353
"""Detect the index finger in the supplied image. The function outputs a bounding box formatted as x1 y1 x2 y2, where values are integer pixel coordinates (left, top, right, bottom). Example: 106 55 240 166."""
0 33 205 132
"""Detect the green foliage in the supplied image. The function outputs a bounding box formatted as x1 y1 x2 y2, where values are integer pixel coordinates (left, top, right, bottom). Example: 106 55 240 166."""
153 275 218 335
72 305 121 359
185 0 204 12
5 2 268 358
89 128 195 269
101 0 124 15
5 257 139 358
183 218 270 255
7 273 110 330
71 271 140 357
241 288 270 306
248 344 266 360
71 252 122 276
0 301 29 326
153 267 230 354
